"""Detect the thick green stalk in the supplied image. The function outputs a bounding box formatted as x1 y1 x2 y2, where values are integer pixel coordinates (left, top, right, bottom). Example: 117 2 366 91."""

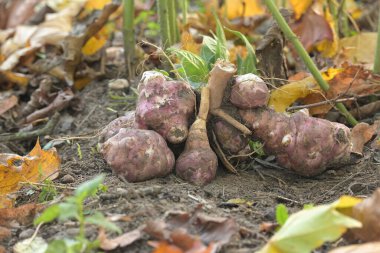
157 0 172 48
264 0 358 125
123 0 135 80
168 0 179 43
373 3 380 74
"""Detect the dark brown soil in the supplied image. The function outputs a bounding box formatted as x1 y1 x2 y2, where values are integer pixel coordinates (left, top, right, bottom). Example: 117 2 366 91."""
5 79 380 252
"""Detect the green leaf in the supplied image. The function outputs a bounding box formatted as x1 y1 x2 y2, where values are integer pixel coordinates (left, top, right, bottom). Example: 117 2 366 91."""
56 201 78 221
45 240 68 253
85 212 122 234
257 197 362 253
74 174 105 202
169 48 209 83
275 204 289 226
34 204 61 225
200 36 217 69
225 28 257 74
213 13 228 61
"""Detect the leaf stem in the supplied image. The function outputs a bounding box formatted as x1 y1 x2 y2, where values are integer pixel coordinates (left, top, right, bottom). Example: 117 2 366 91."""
374 3 380 74
122 0 135 80
157 0 172 48
264 0 358 125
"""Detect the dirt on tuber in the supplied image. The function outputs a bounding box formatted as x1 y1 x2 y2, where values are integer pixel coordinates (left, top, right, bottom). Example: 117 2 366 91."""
135 71 196 144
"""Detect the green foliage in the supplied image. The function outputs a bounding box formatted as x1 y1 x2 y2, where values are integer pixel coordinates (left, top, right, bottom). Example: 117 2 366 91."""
226 28 257 74
200 36 217 69
248 140 265 157
34 175 120 253
214 13 229 61
76 143 82 160
169 48 209 84
38 179 58 203
275 204 289 227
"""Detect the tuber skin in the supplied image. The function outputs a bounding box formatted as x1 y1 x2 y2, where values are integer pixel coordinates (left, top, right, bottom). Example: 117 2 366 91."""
175 87 218 186
240 107 352 176
135 71 196 144
99 111 143 143
212 118 249 155
230 73 269 109
101 128 175 182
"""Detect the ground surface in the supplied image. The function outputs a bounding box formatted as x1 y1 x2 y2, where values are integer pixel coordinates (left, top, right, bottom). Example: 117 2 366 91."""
6 79 380 252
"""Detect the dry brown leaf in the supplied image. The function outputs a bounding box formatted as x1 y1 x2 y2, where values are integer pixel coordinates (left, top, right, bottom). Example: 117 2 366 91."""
351 122 378 155
289 0 313 20
335 33 378 68
291 8 333 52
0 95 18 116
0 140 60 208
0 203 42 227
329 242 380 253
0 226 11 240
99 226 143 251
348 189 380 242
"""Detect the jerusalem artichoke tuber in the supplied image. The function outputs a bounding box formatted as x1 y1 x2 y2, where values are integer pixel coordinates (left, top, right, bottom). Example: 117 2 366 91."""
240 108 352 176
135 71 196 144
175 87 218 186
101 128 175 182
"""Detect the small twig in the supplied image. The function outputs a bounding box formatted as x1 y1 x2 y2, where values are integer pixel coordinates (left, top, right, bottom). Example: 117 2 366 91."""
287 94 380 111
19 181 77 190
0 112 60 142
211 130 238 174
211 109 252 135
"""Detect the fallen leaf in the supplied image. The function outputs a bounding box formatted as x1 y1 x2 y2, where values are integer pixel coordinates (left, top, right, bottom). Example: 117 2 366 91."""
13 236 47 253
0 140 60 208
1 71 30 86
350 101 380 120
347 189 380 242
289 0 313 20
5 0 40 28
335 33 378 68
315 8 339 57
85 0 112 11
0 226 11 240
351 122 378 155
0 95 18 116
82 22 115 56
152 241 183 253
226 198 254 207
291 8 333 53
329 242 380 253
207 0 265 20
99 226 143 251
0 203 42 226
181 31 200 55
257 196 362 253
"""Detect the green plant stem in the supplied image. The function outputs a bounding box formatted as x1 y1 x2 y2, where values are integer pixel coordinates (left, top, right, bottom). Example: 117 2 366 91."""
374 3 380 74
123 0 135 80
78 202 85 239
168 0 179 43
157 0 172 48
264 0 358 126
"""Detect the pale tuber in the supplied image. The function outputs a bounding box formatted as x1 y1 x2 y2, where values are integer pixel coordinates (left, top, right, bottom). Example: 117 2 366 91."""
240 108 352 176
135 71 196 144
101 128 175 182
175 87 218 186
230 73 269 109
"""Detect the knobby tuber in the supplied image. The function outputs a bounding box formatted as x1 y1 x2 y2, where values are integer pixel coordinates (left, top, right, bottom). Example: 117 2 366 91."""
240 108 352 176
101 128 175 182
99 111 142 143
135 71 196 144
230 73 269 109
175 87 218 186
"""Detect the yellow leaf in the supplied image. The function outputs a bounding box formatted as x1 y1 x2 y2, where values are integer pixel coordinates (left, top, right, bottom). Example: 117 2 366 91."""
269 68 343 112
227 198 254 207
269 76 320 112
82 22 115 56
257 196 362 253
207 0 265 20
0 140 60 208
2 71 30 86
85 0 112 11
289 0 313 20
315 9 339 57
